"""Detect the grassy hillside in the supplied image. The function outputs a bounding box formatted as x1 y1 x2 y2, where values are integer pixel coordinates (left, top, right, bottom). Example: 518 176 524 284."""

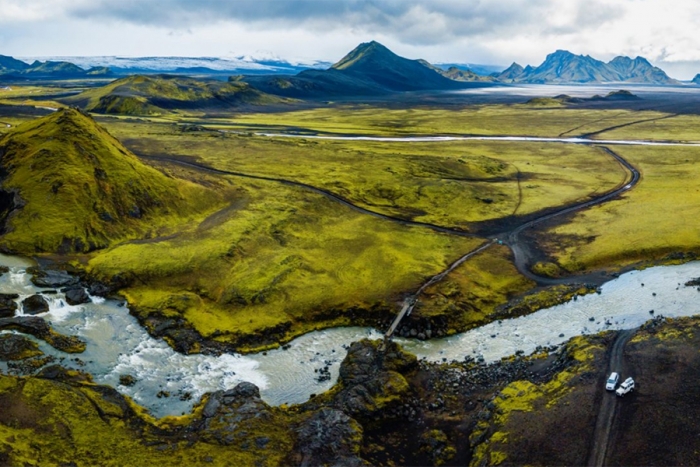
0 108 225 254
66 75 290 115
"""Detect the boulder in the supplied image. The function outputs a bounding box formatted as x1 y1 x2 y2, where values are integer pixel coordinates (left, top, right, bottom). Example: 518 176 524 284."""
64 287 90 305
30 269 79 288
22 294 49 315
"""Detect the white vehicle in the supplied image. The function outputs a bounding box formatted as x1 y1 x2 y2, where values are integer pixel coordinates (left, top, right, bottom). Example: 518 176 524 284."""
615 377 635 396
606 372 619 391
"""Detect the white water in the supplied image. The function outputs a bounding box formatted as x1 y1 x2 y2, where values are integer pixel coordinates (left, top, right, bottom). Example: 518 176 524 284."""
2 256 700 418
255 132 700 146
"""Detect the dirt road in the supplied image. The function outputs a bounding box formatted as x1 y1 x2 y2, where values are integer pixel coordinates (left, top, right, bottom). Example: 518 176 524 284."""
587 329 635 467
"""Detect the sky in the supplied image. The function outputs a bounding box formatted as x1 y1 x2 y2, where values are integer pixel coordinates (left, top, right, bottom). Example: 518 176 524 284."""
2 0 700 79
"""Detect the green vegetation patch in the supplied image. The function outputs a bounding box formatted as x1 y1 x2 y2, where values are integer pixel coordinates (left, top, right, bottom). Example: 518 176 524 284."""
415 244 536 332
0 109 226 254
107 119 625 230
0 373 295 466
86 177 481 351
537 145 700 272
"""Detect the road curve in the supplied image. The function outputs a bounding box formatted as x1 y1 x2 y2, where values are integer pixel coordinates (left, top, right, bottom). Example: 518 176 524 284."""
587 329 635 467
503 146 640 286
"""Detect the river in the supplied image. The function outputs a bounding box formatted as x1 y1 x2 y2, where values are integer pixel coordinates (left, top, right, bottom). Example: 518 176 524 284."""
255 132 700 146
1 255 700 418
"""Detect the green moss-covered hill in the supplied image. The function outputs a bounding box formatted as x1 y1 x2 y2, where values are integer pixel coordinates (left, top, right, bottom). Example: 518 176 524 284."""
0 108 224 254
66 75 291 115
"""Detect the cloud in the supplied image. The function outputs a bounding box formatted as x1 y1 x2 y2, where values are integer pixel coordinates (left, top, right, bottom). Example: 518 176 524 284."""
63 0 556 45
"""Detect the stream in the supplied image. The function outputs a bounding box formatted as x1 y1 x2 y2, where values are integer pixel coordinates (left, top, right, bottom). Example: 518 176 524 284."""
1 254 700 418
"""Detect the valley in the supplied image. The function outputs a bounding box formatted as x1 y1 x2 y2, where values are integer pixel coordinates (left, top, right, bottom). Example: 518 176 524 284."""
1 39 700 466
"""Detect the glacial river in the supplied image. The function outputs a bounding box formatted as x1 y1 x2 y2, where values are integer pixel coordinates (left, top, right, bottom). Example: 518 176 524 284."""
255 132 700 146
1 254 700 418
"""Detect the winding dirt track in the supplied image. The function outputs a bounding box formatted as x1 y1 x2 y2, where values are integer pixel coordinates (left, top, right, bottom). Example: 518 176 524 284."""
140 141 641 336
503 146 640 286
139 154 477 239
587 329 635 467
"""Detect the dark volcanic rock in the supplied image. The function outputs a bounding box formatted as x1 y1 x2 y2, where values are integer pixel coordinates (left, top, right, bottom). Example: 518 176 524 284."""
334 339 417 418
0 333 42 361
294 408 366 467
22 294 49 315
196 382 276 447
30 269 79 288
87 281 112 297
63 287 90 305
0 293 18 318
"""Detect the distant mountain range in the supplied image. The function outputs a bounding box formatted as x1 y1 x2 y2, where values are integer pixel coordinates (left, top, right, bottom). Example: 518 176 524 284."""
2 42 696 103
0 56 112 78
497 50 680 85
14 55 332 76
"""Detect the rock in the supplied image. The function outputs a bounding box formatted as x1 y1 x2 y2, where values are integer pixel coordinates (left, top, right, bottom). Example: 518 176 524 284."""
30 269 79 288
63 287 90 305
119 374 137 386
203 395 222 418
87 281 112 297
223 382 260 402
0 333 43 361
22 295 49 315
294 408 367 467
0 293 18 318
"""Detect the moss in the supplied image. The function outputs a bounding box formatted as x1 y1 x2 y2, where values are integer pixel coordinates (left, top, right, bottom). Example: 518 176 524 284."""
470 336 604 466
0 108 226 255
0 373 295 466
0 334 43 360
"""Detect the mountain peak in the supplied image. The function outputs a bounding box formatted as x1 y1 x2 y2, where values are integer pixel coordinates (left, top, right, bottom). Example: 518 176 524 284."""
331 41 396 70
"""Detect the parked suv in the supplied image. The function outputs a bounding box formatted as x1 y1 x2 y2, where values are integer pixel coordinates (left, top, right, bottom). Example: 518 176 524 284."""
615 377 635 396
606 372 619 390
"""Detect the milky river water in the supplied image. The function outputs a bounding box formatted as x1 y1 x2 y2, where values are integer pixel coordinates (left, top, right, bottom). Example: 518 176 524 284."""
1 253 700 418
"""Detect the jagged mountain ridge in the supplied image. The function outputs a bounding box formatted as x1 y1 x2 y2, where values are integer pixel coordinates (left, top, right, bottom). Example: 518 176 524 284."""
498 50 679 84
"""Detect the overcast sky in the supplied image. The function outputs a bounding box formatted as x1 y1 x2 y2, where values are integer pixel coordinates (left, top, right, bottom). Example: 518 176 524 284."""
2 0 700 79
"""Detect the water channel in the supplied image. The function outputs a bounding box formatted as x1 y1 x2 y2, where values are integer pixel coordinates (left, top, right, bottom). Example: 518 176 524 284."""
1 254 700 418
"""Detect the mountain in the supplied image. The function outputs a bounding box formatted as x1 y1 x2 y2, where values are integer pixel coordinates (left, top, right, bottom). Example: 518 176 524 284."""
607 56 678 84
435 63 505 76
0 108 218 254
65 74 291 115
18 55 332 76
0 55 30 73
244 41 471 98
438 66 496 82
504 50 679 85
330 41 461 91
522 50 620 83
497 62 526 82
693 74 700 85
0 56 113 78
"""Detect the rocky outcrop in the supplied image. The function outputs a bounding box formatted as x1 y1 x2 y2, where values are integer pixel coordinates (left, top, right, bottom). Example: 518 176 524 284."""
0 333 43 360
0 316 85 353
294 409 367 467
334 339 417 418
29 269 80 288
196 382 277 447
0 293 18 318
22 294 49 314
63 287 90 305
